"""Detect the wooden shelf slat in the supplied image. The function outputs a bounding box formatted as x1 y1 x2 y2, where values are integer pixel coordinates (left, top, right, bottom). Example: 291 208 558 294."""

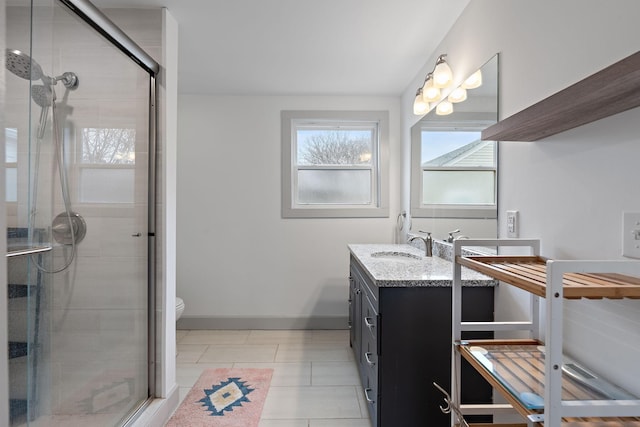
456 256 640 300
481 50 640 142
457 341 640 426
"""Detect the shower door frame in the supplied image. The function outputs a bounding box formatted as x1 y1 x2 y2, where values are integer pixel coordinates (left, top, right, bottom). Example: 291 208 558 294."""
55 0 160 421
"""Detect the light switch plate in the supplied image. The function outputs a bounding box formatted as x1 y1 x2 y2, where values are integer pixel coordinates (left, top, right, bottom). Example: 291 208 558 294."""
622 212 640 259
506 210 519 238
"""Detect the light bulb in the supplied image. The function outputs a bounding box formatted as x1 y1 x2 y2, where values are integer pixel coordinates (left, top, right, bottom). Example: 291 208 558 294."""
435 100 453 115
433 56 453 88
413 90 429 115
462 69 482 89
421 76 441 103
448 87 467 103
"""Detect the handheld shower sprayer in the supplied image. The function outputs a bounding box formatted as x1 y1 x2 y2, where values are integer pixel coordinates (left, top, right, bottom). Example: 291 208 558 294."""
31 84 54 139
5 48 85 273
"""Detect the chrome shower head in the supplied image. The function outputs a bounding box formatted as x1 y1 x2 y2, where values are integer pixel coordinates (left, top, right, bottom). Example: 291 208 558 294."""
6 48 79 90
5 48 44 81
31 84 53 108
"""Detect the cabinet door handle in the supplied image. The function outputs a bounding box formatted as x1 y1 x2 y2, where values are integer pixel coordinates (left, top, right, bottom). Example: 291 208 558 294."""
364 317 375 329
364 352 375 367
364 387 375 404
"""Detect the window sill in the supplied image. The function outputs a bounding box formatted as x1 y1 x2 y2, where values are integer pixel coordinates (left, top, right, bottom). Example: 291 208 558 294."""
411 205 497 219
282 206 389 219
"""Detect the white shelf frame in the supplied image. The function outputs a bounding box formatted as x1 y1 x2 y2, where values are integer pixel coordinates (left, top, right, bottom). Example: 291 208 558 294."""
451 238 640 427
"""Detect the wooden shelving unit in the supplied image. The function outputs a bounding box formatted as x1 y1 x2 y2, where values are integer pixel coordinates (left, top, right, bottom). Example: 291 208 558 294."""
481 50 640 142
450 239 640 427
457 256 640 299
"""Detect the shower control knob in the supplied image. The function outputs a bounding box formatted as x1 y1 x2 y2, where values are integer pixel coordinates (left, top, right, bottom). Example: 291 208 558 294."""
52 212 86 245
132 232 142 237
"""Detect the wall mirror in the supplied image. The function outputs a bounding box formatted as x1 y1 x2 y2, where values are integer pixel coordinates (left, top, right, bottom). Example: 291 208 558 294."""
410 54 499 237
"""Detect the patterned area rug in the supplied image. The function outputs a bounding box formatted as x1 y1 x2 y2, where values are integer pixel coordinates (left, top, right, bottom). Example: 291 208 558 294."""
166 368 273 427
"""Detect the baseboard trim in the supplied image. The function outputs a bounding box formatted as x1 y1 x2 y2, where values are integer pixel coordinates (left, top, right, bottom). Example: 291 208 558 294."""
177 316 348 330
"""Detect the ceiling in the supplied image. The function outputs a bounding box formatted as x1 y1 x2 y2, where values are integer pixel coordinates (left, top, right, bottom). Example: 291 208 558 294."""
92 0 470 96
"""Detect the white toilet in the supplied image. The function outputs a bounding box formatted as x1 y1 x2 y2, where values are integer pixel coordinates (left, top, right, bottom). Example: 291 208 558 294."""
176 297 185 321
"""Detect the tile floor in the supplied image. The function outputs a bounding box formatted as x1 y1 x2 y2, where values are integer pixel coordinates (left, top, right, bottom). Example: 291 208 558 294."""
172 329 372 427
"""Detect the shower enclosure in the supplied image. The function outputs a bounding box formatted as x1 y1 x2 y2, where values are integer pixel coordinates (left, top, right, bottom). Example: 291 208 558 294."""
5 0 158 425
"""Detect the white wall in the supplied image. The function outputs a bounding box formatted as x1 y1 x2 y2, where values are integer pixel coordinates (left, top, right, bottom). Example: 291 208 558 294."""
402 0 640 396
156 6 178 401
177 95 401 328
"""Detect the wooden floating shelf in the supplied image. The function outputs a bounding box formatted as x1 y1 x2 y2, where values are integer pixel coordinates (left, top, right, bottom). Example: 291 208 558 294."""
456 255 640 299
482 50 640 142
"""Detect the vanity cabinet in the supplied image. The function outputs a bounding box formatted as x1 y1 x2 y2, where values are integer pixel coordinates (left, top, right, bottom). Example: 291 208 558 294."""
349 254 495 427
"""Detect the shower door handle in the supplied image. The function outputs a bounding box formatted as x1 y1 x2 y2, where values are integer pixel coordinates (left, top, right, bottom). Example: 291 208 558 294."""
132 232 142 237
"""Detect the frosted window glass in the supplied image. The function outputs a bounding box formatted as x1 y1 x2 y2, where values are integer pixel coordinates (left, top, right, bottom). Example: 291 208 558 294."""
422 171 495 205
80 169 134 203
5 128 18 162
298 170 371 204
6 168 17 202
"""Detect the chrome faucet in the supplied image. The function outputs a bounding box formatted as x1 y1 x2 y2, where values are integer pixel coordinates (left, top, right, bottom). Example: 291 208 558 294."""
447 229 461 243
409 230 433 257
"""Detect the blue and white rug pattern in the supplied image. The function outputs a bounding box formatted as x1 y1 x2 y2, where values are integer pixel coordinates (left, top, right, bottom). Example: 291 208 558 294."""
198 377 254 416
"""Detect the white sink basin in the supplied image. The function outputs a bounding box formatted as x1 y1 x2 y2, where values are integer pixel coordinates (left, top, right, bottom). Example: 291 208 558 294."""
370 251 422 261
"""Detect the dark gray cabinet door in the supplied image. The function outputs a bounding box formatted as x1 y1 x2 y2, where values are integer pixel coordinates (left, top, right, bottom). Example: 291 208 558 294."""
349 256 494 427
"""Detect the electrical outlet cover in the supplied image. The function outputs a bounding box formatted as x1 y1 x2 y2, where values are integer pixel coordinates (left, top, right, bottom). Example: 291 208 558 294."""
507 210 519 238
622 212 640 259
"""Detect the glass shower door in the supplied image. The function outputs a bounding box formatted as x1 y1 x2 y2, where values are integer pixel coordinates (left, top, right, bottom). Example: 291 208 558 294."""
44 3 152 425
5 1 154 425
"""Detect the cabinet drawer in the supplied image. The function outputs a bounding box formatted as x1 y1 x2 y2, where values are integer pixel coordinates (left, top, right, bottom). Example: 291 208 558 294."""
362 294 378 343
362 366 378 427
361 330 378 379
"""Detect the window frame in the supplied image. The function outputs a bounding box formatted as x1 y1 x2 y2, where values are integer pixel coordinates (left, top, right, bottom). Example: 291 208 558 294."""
410 121 497 219
282 110 389 218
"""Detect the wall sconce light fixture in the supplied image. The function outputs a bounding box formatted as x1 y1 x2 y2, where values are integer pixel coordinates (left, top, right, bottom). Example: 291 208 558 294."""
413 88 429 116
421 73 441 103
413 53 453 115
432 54 453 88
436 99 453 116
448 87 467 103
461 69 482 89
412 53 484 116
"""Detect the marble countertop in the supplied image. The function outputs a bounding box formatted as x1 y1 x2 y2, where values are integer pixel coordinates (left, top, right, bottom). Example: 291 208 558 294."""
348 243 497 288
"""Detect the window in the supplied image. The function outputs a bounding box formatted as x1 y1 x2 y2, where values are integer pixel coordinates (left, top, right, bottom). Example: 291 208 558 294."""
411 124 497 218
282 111 389 218
78 127 137 203
5 128 18 202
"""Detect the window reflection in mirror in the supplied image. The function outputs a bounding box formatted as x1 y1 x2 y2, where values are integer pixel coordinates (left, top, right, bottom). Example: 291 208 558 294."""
411 54 498 223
